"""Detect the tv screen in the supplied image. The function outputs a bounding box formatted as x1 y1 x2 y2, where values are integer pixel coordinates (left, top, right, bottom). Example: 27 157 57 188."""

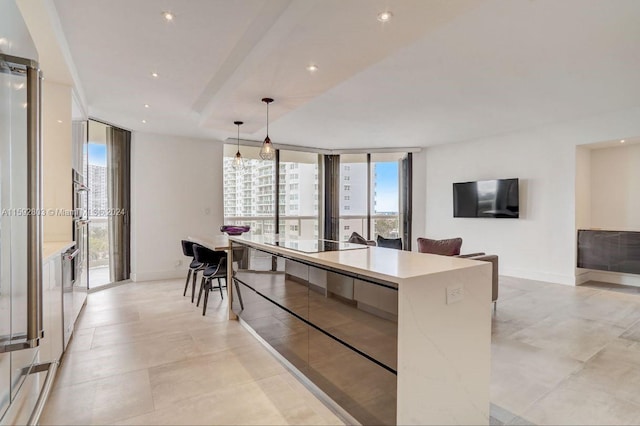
453 178 519 218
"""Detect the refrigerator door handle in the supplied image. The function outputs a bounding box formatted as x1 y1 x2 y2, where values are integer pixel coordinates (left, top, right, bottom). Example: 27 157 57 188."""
0 54 43 353
25 58 44 349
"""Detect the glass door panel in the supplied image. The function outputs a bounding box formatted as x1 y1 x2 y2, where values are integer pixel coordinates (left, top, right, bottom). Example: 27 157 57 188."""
87 121 111 288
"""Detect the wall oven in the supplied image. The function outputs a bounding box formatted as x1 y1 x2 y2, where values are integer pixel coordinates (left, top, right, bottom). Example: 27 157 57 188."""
72 168 89 290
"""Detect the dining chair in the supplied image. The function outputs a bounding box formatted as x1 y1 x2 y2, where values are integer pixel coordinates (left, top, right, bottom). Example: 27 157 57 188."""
193 245 227 316
181 240 206 302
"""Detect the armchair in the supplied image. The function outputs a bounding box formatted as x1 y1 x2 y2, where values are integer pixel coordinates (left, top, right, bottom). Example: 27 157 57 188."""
417 237 498 309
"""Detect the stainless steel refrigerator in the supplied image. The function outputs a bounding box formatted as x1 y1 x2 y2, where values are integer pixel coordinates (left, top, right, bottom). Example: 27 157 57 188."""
1 2 53 424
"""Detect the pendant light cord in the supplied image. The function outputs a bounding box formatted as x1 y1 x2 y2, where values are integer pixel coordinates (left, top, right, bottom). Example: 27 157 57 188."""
266 101 269 137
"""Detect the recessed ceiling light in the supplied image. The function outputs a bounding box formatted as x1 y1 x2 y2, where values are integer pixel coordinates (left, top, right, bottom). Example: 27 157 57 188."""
377 11 393 22
141 119 147 124
306 64 319 72
620 139 626 143
57 120 63 123
144 104 150 108
162 11 174 22
151 72 159 78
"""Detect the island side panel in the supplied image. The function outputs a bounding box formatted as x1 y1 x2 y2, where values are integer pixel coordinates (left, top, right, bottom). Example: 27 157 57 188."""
397 262 492 425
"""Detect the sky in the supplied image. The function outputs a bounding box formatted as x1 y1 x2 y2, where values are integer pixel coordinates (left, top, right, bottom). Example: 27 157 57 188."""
87 143 106 166
374 162 399 213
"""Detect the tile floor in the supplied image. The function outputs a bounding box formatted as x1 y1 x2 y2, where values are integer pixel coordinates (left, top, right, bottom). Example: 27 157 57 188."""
40 276 640 425
40 279 344 425
491 277 640 425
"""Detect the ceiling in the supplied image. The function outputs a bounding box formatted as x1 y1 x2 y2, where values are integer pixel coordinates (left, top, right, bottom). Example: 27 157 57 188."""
52 0 640 149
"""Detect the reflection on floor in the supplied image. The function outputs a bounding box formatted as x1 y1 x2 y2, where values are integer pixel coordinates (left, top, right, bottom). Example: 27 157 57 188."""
234 271 397 425
40 276 640 425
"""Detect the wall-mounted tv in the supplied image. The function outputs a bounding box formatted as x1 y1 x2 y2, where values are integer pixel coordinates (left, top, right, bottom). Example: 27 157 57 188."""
453 178 519 218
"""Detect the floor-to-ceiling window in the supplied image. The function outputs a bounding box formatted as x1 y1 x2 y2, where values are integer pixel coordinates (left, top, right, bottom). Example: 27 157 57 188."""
86 121 111 287
370 153 404 239
223 144 411 247
86 120 131 288
223 144 276 235
279 150 320 240
337 152 409 244
339 154 368 241
223 144 278 270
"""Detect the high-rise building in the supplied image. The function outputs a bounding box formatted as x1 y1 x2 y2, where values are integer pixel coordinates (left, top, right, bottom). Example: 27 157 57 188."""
223 153 399 241
87 163 108 214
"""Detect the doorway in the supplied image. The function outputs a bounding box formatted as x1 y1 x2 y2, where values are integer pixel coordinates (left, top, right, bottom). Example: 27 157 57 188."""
86 120 131 289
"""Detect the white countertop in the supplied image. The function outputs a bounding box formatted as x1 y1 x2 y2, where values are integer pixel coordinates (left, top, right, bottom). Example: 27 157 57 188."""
228 234 483 284
43 241 75 261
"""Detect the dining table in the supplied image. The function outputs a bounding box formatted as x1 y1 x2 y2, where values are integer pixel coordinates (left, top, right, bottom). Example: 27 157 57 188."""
186 235 230 251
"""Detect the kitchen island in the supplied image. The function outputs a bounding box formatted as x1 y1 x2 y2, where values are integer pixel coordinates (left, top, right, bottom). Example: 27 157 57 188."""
228 235 492 425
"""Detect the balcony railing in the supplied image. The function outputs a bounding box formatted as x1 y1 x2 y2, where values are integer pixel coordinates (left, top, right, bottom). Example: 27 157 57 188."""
223 214 400 241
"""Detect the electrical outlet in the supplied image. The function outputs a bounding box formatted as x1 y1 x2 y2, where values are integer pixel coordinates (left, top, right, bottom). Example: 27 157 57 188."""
446 284 464 304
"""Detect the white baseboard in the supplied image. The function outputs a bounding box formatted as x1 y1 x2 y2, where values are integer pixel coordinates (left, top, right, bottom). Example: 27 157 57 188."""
500 267 576 286
576 270 640 288
130 269 186 282
575 269 592 285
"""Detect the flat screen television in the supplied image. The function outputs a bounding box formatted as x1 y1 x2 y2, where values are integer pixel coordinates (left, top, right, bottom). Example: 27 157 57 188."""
453 178 519 218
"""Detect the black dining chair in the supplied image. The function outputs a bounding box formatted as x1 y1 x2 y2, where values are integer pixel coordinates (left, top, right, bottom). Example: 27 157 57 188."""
181 240 206 302
376 235 403 250
193 246 227 316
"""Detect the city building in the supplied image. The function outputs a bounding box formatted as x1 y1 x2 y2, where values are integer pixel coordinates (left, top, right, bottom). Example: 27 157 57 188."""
87 163 107 213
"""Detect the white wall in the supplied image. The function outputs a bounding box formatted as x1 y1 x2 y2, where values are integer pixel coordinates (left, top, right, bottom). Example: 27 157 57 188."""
575 146 592 231
574 146 592 284
131 132 224 282
42 80 72 242
590 143 640 231
422 106 640 286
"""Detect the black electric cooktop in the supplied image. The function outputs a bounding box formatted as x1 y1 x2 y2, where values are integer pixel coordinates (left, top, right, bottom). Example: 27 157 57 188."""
265 239 369 254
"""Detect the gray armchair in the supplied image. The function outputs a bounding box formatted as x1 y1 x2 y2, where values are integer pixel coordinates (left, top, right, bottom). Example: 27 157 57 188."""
457 253 499 310
417 237 498 310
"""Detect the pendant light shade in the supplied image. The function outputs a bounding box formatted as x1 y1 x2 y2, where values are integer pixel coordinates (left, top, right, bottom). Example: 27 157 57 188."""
259 97 275 160
233 120 244 169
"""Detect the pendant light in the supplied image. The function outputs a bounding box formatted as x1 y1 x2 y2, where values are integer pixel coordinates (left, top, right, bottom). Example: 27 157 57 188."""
232 120 244 169
259 97 275 160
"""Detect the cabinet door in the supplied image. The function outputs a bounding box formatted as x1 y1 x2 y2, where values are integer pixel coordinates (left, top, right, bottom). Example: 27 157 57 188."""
308 266 327 290
39 261 52 362
326 271 353 299
0 354 9 418
308 327 397 426
49 256 63 360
